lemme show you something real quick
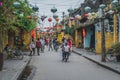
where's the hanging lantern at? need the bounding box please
[53,14,58,19]
[27,16,32,19]
[41,15,47,21]
[75,15,82,20]
[70,17,74,21]
[84,6,91,13]
[0,1,3,6]
[31,29,36,39]
[34,16,38,20]
[32,5,39,12]
[48,18,52,22]
[13,1,20,8]
[51,6,57,13]
[68,8,73,13]
[82,28,86,37]
[55,18,59,22]
[84,13,89,17]
[112,0,118,5]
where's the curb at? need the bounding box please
[16,56,32,80]
[73,50,120,74]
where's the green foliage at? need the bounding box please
[0,0,35,32]
[116,6,120,12]
[110,42,120,54]
[64,26,75,35]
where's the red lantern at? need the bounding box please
[31,29,36,38]
[84,13,89,17]
[48,18,52,22]
[82,28,86,37]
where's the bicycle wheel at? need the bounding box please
[16,50,24,60]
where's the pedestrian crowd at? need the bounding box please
[29,37,59,56]
[29,37,72,62]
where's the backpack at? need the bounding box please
[36,41,41,48]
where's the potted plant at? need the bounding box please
[110,42,120,62]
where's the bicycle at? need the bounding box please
[8,48,24,60]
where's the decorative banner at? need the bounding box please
[82,28,86,37]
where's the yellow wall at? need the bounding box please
[95,32,101,54]
[23,32,31,50]
[75,30,79,47]
[96,32,115,54]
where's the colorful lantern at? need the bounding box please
[84,6,91,13]
[55,18,59,22]
[70,17,74,21]
[41,15,47,21]
[32,5,39,12]
[51,6,57,13]
[84,13,89,17]
[82,28,86,37]
[34,16,38,20]
[75,15,82,20]
[48,18,52,22]
[27,16,32,19]
[31,29,36,39]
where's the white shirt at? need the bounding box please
[64,45,70,52]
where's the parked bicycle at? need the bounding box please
[8,47,24,60]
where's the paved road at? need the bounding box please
[30,48,120,80]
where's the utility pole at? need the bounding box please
[101,15,106,62]
[99,3,106,62]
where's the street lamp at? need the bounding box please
[99,4,106,62]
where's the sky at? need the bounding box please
[28,0,84,28]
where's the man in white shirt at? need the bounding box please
[63,43,70,62]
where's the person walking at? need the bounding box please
[29,39,36,56]
[48,39,53,51]
[67,38,72,52]
[36,38,41,55]
[41,38,45,52]
[63,43,70,62]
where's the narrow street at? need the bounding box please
[29,48,120,80]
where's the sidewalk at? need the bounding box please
[73,47,120,74]
[0,52,31,80]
